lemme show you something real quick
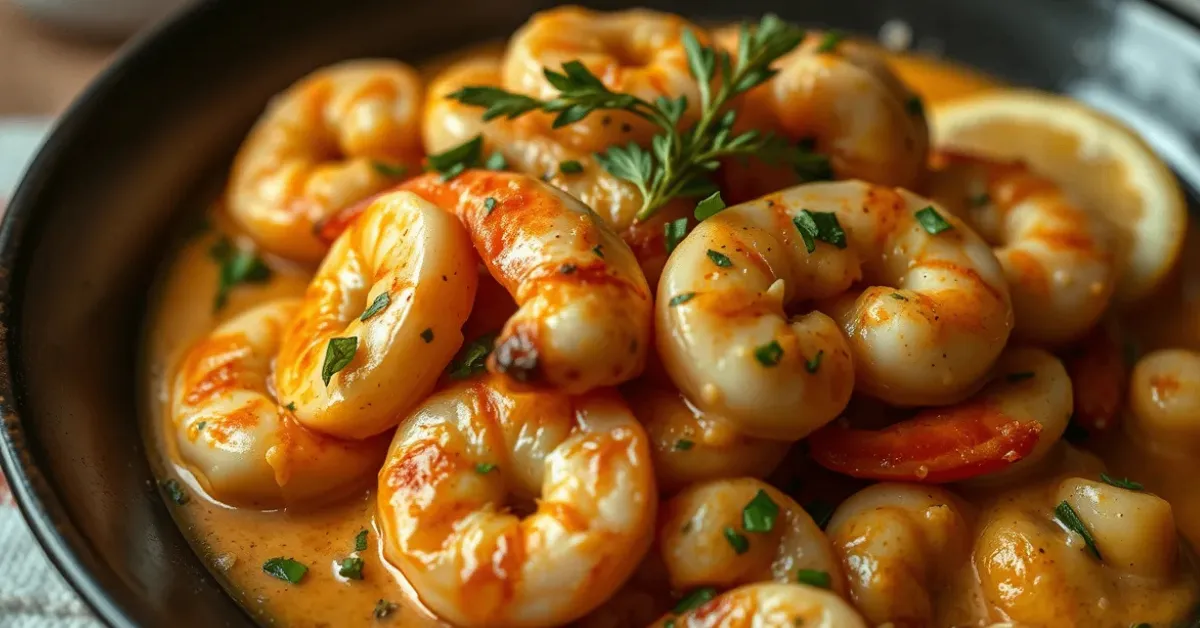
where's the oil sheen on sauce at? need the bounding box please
[142,49,1200,627]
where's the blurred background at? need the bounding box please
[0,3,189,624]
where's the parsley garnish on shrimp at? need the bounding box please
[448,15,825,221]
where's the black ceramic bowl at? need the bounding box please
[3,0,1200,626]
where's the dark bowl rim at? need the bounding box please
[0,2,228,626]
[3,1,1200,627]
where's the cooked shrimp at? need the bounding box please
[274,191,478,439]
[826,483,972,627]
[1062,322,1127,433]
[659,181,1011,436]
[422,54,690,283]
[1127,349,1200,458]
[714,28,929,198]
[323,170,653,393]
[502,6,705,153]
[647,583,868,628]
[170,299,388,508]
[227,60,425,262]
[810,347,1070,483]
[658,478,844,595]
[376,376,655,628]
[974,477,1198,625]
[927,152,1115,344]
[626,384,789,494]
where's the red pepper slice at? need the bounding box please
[808,401,1043,483]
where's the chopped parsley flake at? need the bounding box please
[593,245,604,258]
[664,217,688,255]
[484,152,508,171]
[890,292,908,301]
[321,337,358,386]
[161,479,188,505]
[475,462,497,474]
[755,340,784,367]
[373,599,398,619]
[673,587,717,613]
[559,160,584,174]
[427,135,483,181]
[706,249,733,268]
[742,489,780,533]
[263,557,308,584]
[805,351,823,374]
[796,569,832,589]
[816,30,845,53]
[915,206,953,235]
[210,237,272,311]
[484,197,497,213]
[354,529,368,552]
[339,556,365,580]
[674,439,695,451]
[694,191,726,221]
[420,328,434,343]
[669,292,696,307]
[723,526,750,554]
[372,161,407,178]
[792,210,847,253]
[360,292,390,321]
[285,402,297,412]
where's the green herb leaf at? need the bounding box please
[816,30,845,53]
[804,499,834,529]
[484,197,497,214]
[196,421,207,431]
[445,86,542,121]
[339,556,365,580]
[1100,473,1144,491]
[792,210,847,253]
[755,340,784,367]
[890,292,908,301]
[665,218,688,255]
[1006,371,1035,383]
[1055,501,1102,560]
[360,292,390,321]
[475,462,497,474]
[373,600,398,619]
[805,351,824,374]
[694,191,727,221]
[559,160,584,174]
[285,402,297,412]
[560,263,577,274]
[723,526,750,554]
[674,587,718,613]
[263,557,308,584]
[669,292,697,307]
[484,152,508,171]
[706,249,733,268]
[742,489,780,533]
[796,569,832,589]
[915,206,953,235]
[447,333,497,380]
[210,237,272,311]
[427,135,483,180]
[420,328,434,343]
[674,439,695,451]
[354,529,368,552]
[372,161,407,178]
[321,337,358,386]
[905,96,924,116]
[160,479,189,505]
[593,245,604,258]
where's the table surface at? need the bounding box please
[0,2,116,625]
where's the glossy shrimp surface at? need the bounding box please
[927,152,1115,344]
[227,60,424,262]
[826,483,973,627]
[324,170,653,393]
[376,376,655,628]
[810,347,1072,483]
[274,191,478,439]
[627,384,790,494]
[658,478,844,595]
[170,300,388,508]
[660,180,1012,427]
[715,28,929,198]
[502,6,705,153]
[647,583,868,628]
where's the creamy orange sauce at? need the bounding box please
[142,44,1200,627]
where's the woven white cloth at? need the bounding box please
[0,118,101,628]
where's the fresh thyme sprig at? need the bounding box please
[447,14,824,221]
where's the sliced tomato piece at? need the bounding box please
[808,401,1043,483]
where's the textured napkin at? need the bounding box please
[0,118,101,627]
